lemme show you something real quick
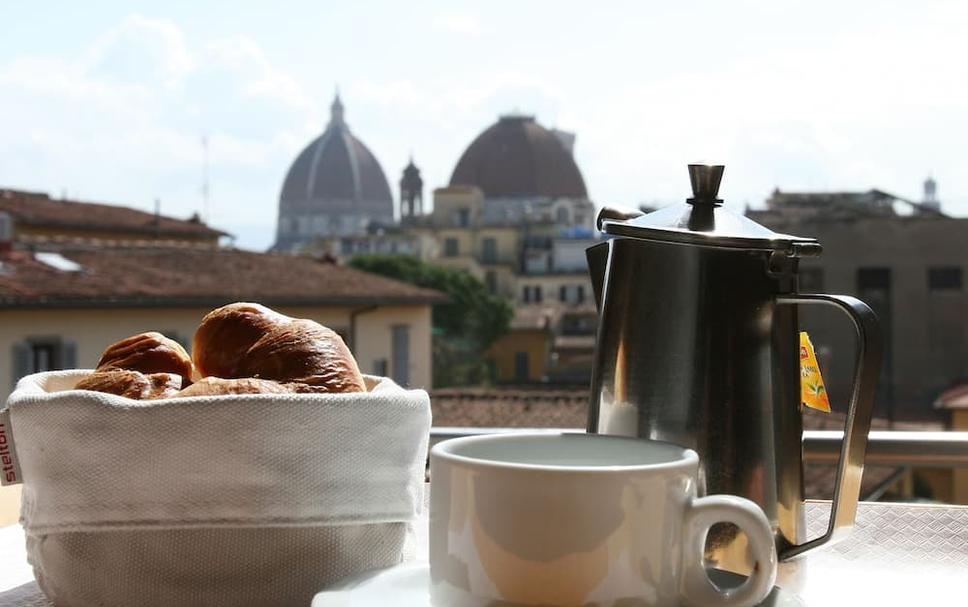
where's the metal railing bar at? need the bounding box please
[429,428,968,468]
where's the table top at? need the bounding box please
[2,500,967,606]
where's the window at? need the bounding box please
[444,238,459,257]
[391,325,410,386]
[453,208,470,227]
[798,268,824,293]
[928,267,962,290]
[857,267,890,291]
[341,239,353,254]
[12,337,77,387]
[556,207,570,224]
[522,285,542,303]
[514,351,530,382]
[482,237,497,263]
[557,284,586,305]
[485,271,498,295]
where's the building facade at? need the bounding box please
[749,183,968,421]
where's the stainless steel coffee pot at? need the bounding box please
[586,164,882,572]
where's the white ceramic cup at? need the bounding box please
[429,432,777,607]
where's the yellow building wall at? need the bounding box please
[0,303,433,400]
[431,187,484,225]
[475,228,520,263]
[487,330,550,382]
[436,229,476,259]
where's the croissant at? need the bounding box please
[194,304,366,393]
[75,369,183,400]
[97,332,194,379]
[176,377,292,397]
[192,303,289,378]
[240,319,366,392]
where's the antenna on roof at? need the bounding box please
[201,135,211,223]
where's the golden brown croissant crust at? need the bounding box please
[80,303,366,400]
[240,319,366,392]
[97,331,193,379]
[194,304,366,394]
[176,377,292,397]
[75,369,183,400]
[192,303,289,379]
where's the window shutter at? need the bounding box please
[61,340,78,369]
[12,342,32,388]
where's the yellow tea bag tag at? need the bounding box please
[800,332,830,412]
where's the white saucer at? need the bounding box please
[311,563,806,607]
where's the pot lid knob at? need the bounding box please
[688,164,724,207]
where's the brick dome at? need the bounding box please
[449,115,587,199]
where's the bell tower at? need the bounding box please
[400,157,423,219]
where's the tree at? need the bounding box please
[349,255,513,386]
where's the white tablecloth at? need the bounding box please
[2,500,967,606]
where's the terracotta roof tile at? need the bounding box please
[0,245,446,307]
[0,189,226,238]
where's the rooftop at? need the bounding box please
[0,189,226,240]
[0,245,446,308]
[748,188,946,224]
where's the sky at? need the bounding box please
[1,1,966,251]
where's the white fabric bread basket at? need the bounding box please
[3,370,431,607]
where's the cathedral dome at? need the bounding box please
[449,114,588,199]
[280,95,392,206]
[276,95,393,249]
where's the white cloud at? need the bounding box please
[0,14,314,240]
[83,14,194,88]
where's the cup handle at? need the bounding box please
[680,495,778,607]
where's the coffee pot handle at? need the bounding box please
[775,294,882,559]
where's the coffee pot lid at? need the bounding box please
[599,165,822,256]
